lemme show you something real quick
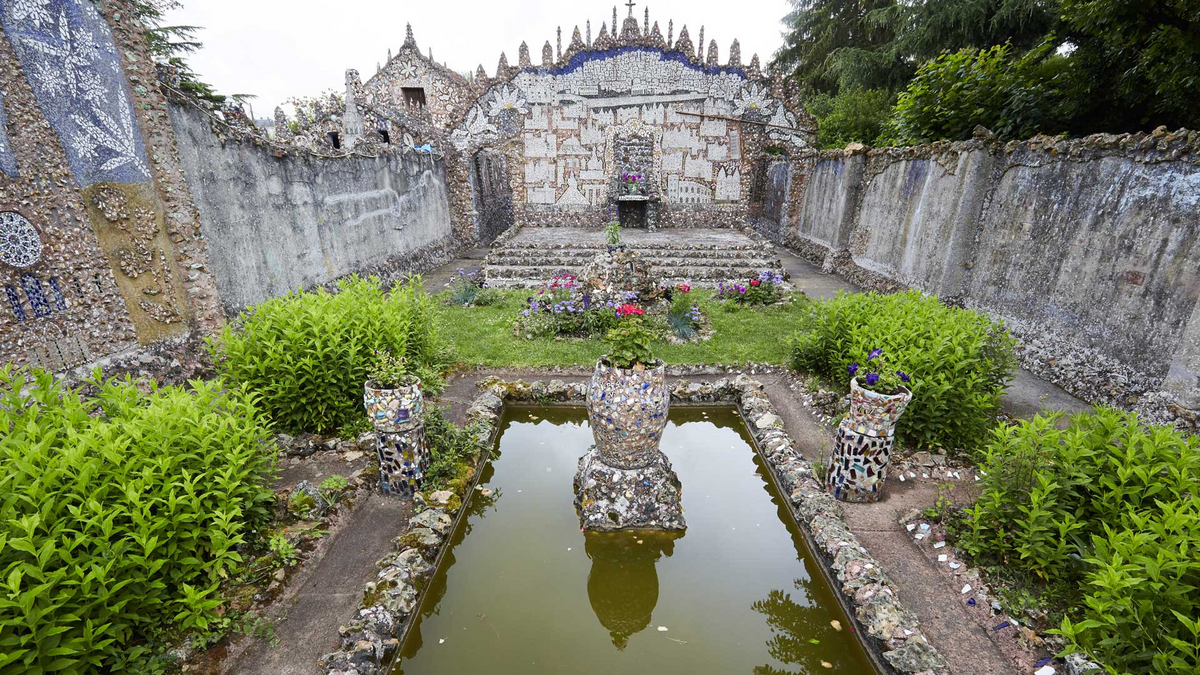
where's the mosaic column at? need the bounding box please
[376,422,429,497]
[825,421,894,503]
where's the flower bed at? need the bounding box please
[512,275,709,343]
[717,270,787,306]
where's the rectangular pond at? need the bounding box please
[393,406,876,674]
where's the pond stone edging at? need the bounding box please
[321,375,949,675]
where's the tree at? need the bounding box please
[774,0,910,94]
[132,0,225,103]
[1058,0,1200,132]
[775,0,1060,95]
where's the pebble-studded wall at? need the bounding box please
[0,0,222,371]
[438,9,816,239]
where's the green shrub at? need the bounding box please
[0,367,276,674]
[210,276,444,433]
[806,88,895,149]
[789,290,1016,449]
[424,408,482,489]
[887,41,1066,144]
[958,408,1200,674]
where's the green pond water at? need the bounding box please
[392,406,876,675]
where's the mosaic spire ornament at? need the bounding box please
[541,41,553,66]
[728,39,742,67]
[518,41,531,68]
[707,40,718,66]
[403,23,417,51]
[667,19,673,49]
[556,27,562,60]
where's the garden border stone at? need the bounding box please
[320,376,950,674]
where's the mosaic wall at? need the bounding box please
[360,24,474,134]
[443,10,815,235]
[0,0,223,371]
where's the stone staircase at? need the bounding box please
[483,228,785,289]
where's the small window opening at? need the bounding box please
[402,87,427,108]
[379,127,391,144]
[327,132,341,149]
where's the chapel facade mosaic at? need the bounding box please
[437,7,816,235]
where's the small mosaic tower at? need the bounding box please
[365,382,430,497]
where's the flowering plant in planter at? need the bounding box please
[603,318,655,369]
[848,347,913,395]
[716,270,785,306]
[620,171,645,194]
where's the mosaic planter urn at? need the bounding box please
[826,378,912,503]
[364,378,424,432]
[586,358,670,469]
[846,377,912,436]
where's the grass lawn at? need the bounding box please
[437,289,814,367]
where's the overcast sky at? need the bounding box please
[164,0,793,118]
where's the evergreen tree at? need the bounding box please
[132,0,225,103]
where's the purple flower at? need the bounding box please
[865,372,880,386]
[896,370,910,384]
[848,363,859,377]
[867,348,882,361]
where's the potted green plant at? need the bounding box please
[363,350,424,432]
[586,312,669,468]
[845,348,912,435]
[604,220,622,252]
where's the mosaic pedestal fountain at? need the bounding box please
[575,359,686,531]
[826,378,912,503]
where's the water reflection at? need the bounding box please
[584,530,684,649]
[752,578,844,674]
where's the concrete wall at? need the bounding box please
[786,131,1200,411]
[170,104,455,311]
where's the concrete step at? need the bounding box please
[484,263,782,283]
[484,254,780,270]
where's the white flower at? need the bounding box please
[734,83,772,116]
[487,86,527,117]
[7,0,54,29]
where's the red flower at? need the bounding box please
[676,283,691,293]
[750,279,761,286]
[616,304,645,318]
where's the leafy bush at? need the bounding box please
[789,290,1016,449]
[424,408,482,489]
[806,88,895,148]
[887,41,1066,144]
[667,284,703,340]
[957,408,1200,674]
[210,276,444,433]
[0,367,276,674]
